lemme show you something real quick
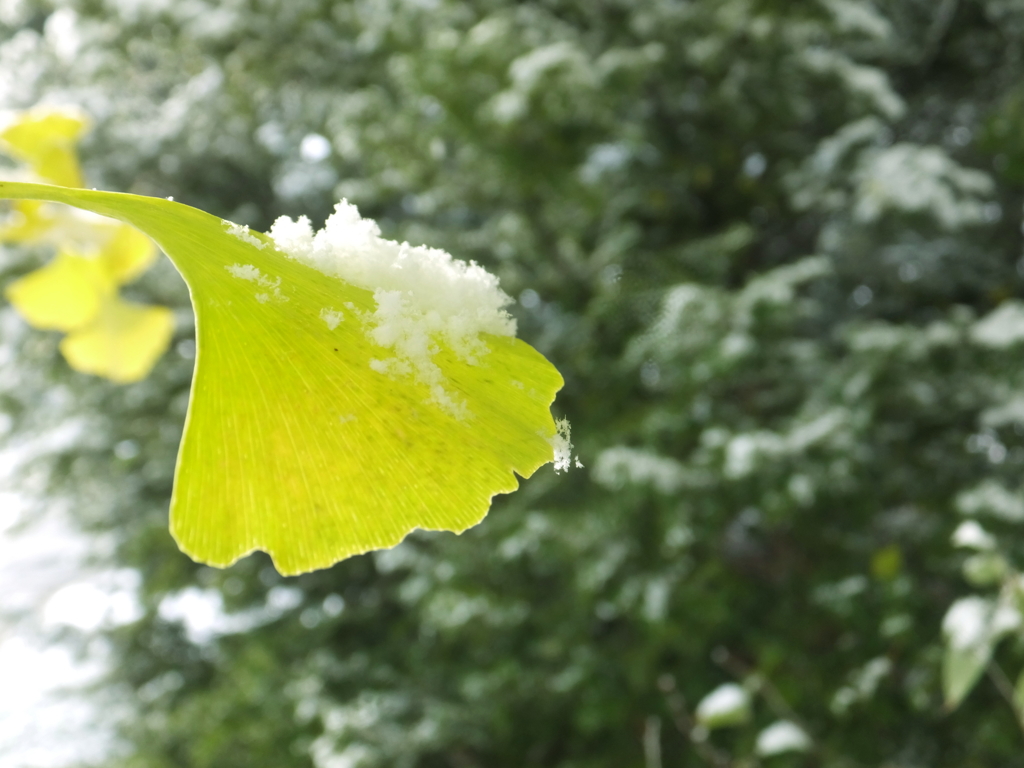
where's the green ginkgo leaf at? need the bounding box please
[0,181,566,575]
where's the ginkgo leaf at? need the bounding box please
[0,107,89,187]
[5,249,114,330]
[0,200,56,243]
[0,181,564,575]
[60,296,174,384]
[5,231,169,378]
[102,224,158,283]
[0,108,173,384]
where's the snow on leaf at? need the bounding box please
[972,301,1024,348]
[853,144,994,228]
[951,521,997,551]
[955,479,1024,522]
[591,446,689,494]
[755,720,811,756]
[694,683,751,729]
[941,595,1021,709]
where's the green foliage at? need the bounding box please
[6,0,1024,766]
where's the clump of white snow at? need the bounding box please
[225,263,261,281]
[951,520,996,551]
[550,418,582,472]
[592,447,685,493]
[942,596,990,650]
[225,222,267,250]
[972,301,1024,348]
[268,200,516,416]
[755,721,811,756]
[955,479,1024,522]
[319,308,344,330]
[695,683,751,727]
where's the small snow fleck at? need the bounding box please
[225,222,266,250]
[225,263,288,303]
[226,263,260,281]
[320,308,344,330]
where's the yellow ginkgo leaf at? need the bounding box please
[0,108,89,188]
[60,296,175,383]
[100,223,158,283]
[0,200,57,243]
[0,181,567,575]
[5,250,114,331]
[0,108,174,385]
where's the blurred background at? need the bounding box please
[3,0,1024,765]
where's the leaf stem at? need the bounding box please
[657,674,735,768]
[987,661,1024,738]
